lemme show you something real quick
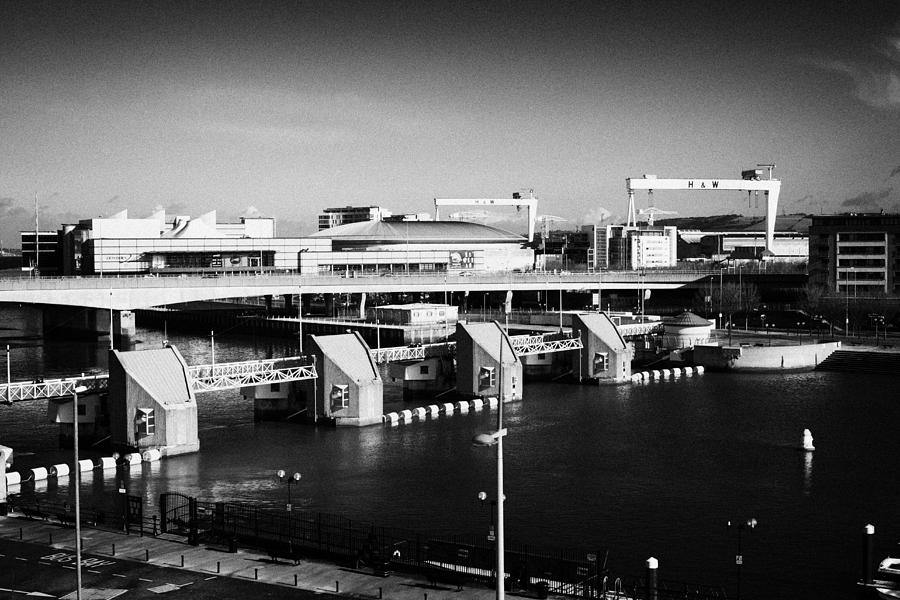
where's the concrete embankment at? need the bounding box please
[693,341,841,371]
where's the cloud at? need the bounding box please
[580,206,612,225]
[840,187,893,208]
[811,29,900,110]
[241,206,262,218]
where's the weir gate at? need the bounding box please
[1,314,648,455]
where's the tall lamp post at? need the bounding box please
[72,384,88,600]
[276,470,301,511]
[473,331,508,600]
[728,517,757,600]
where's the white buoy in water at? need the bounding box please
[802,428,815,451]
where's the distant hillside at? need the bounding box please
[656,213,812,233]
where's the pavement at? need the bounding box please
[0,511,527,600]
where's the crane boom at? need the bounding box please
[434,193,538,241]
[625,173,781,253]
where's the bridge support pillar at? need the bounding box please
[112,310,136,351]
[282,294,294,314]
[264,295,273,312]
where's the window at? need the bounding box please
[593,352,609,373]
[330,384,350,411]
[136,408,155,437]
[270,382,281,392]
[478,366,496,391]
[419,365,430,375]
[77,404,87,416]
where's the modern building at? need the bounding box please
[49,209,324,275]
[808,213,900,294]
[318,206,392,230]
[27,208,533,277]
[304,220,533,274]
[594,225,678,270]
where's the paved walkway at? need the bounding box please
[0,512,537,600]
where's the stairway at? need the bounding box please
[816,350,900,375]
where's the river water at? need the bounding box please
[1,305,898,599]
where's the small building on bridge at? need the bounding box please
[455,322,522,401]
[107,346,200,456]
[572,313,633,384]
[305,332,383,426]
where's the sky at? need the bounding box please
[2,0,900,245]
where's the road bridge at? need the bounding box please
[0,271,714,310]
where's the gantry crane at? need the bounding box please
[637,207,677,227]
[625,165,781,252]
[434,190,538,242]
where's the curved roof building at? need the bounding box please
[310,220,525,249]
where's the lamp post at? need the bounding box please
[477,491,499,581]
[473,331,508,600]
[727,517,757,600]
[210,330,215,374]
[276,470,301,511]
[72,384,88,600]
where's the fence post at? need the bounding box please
[159,494,168,534]
[188,497,199,546]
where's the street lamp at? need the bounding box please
[72,384,88,600]
[473,333,508,600]
[276,470,301,511]
[727,517,757,600]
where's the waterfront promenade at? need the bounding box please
[0,512,527,600]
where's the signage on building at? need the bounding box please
[449,250,476,269]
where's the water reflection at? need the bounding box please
[802,450,813,496]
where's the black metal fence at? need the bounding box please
[6,493,727,600]
[159,493,728,600]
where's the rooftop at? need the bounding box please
[310,220,525,243]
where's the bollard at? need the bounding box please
[294,574,298,587]
[379,587,382,599]
[145,548,149,561]
[112,543,116,556]
[645,557,658,600]
[217,561,221,574]
[255,568,258,580]
[180,555,184,568]
[49,532,53,545]
[863,524,876,585]
[19,527,22,540]
[335,581,339,593]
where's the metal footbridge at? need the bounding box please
[1,356,318,404]
[368,331,584,364]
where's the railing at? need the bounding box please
[510,334,584,356]
[617,322,665,337]
[188,357,317,393]
[0,375,108,404]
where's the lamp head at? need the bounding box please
[472,433,496,447]
[477,491,487,502]
[276,469,285,479]
[292,472,301,482]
